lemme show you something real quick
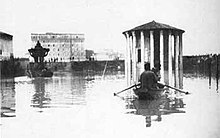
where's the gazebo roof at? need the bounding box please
[123,20,185,34]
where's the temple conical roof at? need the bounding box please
[123,20,185,34]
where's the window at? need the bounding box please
[0,50,2,55]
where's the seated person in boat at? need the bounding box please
[139,62,159,91]
[151,64,164,89]
[151,65,161,81]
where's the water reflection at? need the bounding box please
[1,78,16,117]
[184,71,219,92]
[1,70,220,138]
[31,78,51,112]
[29,71,97,112]
[184,64,220,91]
[50,72,88,106]
[125,96,185,127]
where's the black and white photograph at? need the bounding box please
[1,0,220,138]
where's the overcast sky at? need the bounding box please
[1,0,220,57]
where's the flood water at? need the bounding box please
[1,71,220,138]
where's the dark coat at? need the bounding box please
[140,70,158,90]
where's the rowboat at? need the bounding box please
[133,88,169,100]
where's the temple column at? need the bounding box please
[150,31,154,68]
[132,31,137,83]
[179,33,183,89]
[168,31,173,86]
[140,31,145,73]
[174,33,180,88]
[125,32,129,86]
[160,30,164,83]
[128,34,132,86]
[145,35,150,63]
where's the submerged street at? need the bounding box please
[1,71,220,138]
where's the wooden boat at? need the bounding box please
[133,88,169,100]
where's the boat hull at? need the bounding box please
[133,88,167,100]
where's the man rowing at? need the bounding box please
[133,62,168,99]
[134,62,164,99]
[139,62,159,91]
[151,65,161,82]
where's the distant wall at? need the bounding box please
[0,58,28,78]
[183,54,220,77]
[71,60,125,72]
[36,60,125,73]
[45,62,71,71]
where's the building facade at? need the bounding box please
[0,31,13,61]
[31,33,85,62]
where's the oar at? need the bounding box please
[114,83,140,96]
[158,83,190,94]
[114,93,125,100]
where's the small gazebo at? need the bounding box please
[123,20,185,89]
[27,41,53,78]
[28,41,50,63]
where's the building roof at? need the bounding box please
[0,31,13,40]
[123,20,185,34]
[31,33,84,36]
